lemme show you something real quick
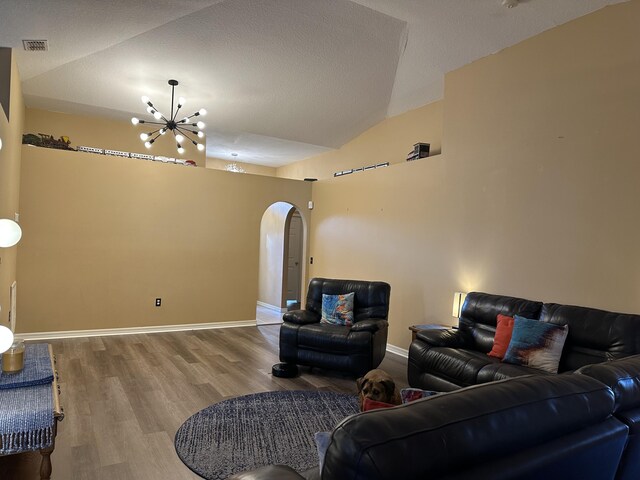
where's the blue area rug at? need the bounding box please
[174,390,359,480]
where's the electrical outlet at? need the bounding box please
[155,298,161,307]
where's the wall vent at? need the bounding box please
[22,40,49,52]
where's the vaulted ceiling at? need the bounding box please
[0,0,628,167]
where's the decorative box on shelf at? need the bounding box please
[406,142,430,162]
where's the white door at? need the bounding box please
[286,212,303,302]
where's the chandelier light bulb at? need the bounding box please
[160,128,167,135]
[146,106,154,114]
[197,131,204,138]
[196,121,205,129]
[144,141,152,149]
[177,146,185,155]
[153,111,163,120]
[197,143,205,151]
[131,117,139,125]
[175,134,184,143]
[140,133,149,141]
[178,97,186,107]
[199,108,207,116]
[141,95,150,104]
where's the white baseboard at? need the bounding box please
[17,321,411,360]
[386,344,408,358]
[17,319,257,341]
[257,301,287,313]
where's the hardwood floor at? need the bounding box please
[255,304,284,325]
[0,325,408,479]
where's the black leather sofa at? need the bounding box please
[408,292,640,391]
[229,372,631,480]
[279,278,391,376]
[578,354,640,480]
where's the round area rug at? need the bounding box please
[174,390,359,480]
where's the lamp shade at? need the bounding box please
[0,219,22,248]
[452,292,467,318]
[0,325,14,353]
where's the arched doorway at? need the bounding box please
[257,202,305,325]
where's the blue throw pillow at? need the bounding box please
[321,293,355,326]
[503,315,569,373]
[314,431,332,471]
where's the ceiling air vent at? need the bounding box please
[22,40,49,52]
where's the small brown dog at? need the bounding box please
[356,369,401,410]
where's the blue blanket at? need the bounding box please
[0,384,54,454]
[0,343,54,389]
[0,343,55,454]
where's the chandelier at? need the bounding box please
[131,79,206,155]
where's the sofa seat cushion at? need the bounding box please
[477,363,550,384]
[297,323,372,354]
[415,347,498,387]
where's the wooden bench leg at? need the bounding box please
[39,420,58,480]
[39,444,54,480]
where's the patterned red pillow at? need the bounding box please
[488,314,515,359]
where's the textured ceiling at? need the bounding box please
[0,0,629,167]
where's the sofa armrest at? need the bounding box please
[227,465,305,480]
[416,328,466,347]
[351,319,388,333]
[283,310,320,325]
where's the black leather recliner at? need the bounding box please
[279,278,391,376]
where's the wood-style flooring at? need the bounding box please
[0,325,408,479]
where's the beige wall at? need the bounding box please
[25,108,206,167]
[258,202,294,308]
[0,50,24,326]
[206,157,277,177]
[277,101,443,180]
[17,146,311,333]
[308,0,640,350]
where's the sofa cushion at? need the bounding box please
[459,292,543,353]
[487,314,515,359]
[541,303,640,371]
[415,328,465,347]
[576,354,640,413]
[412,347,498,387]
[314,431,332,472]
[477,363,550,384]
[503,316,568,373]
[296,323,371,354]
[321,293,355,326]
